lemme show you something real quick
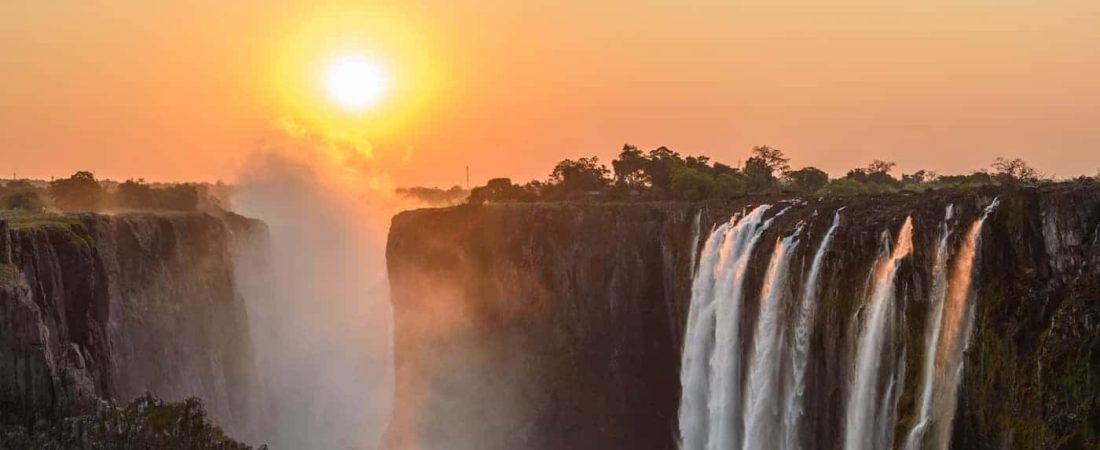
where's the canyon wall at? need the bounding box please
[386,183,1100,450]
[0,212,265,439]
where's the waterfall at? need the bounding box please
[679,200,1006,450]
[905,206,956,450]
[680,219,732,449]
[679,205,776,450]
[707,205,779,450]
[689,209,704,276]
[844,216,914,450]
[742,225,803,450]
[928,198,1000,450]
[781,210,842,450]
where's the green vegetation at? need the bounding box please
[5,214,93,249]
[48,171,106,212]
[0,181,45,212]
[5,214,85,232]
[0,395,263,449]
[115,178,200,211]
[395,185,469,206]
[462,143,1064,203]
[1,173,209,213]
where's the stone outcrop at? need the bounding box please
[0,212,265,440]
[385,183,1100,450]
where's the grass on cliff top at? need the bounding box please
[2,212,94,249]
[2,212,86,231]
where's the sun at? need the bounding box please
[324,55,388,110]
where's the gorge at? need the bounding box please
[386,183,1100,450]
[2,183,1098,449]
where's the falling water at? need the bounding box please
[781,210,842,450]
[742,226,803,450]
[707,205,779,450]
[679,205,776,450]
[905,206,955,450]
[689,209,704,276]
[680,219,732,449]
[844,217,914,450]
[927,198,1000,450]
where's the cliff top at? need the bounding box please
[392,181,1099,222]
[1,210,260,231]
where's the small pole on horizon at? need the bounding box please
[466,166,470,189]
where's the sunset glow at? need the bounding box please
[2,1,1100,185]
[324,56,388,110]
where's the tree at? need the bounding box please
[714,173,748,197]
[468,178,532,204]
[820,178,869,196]
[116,179,155,209]
[2,191,45,211]
[712,162,738,177]
[866,160,896,175]
[157,184,200,211]
[548,157,611,194]
[901,170,936,185]
[864,160,899,186]
[644,146,683,191]
[786,167,829,193]
[742,146,790,192]
[669,166,715,201]
[749,146,790,175]
[49,171,105,212]
[395,185,469,206]
[991,157,1040,184]
[611,145,650,187]
[114,180,199,211]
[743,156,776,192]
[938,172,994,187]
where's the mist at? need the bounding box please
[230,146,400,449]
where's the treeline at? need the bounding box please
[395,185,469,206]
[466,145,1081,204]
[0,171,216,213]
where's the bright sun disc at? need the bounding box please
[324,56,388,110]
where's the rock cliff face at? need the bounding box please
[0,212,264,439]
[385,183,1100,450]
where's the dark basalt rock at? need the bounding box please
[385,184,1100,450]
[0,212,266,446]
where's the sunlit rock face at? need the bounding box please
[386,183,1100,450]
[0,212,264,439]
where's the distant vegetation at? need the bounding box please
[456,144,1091,204]
[1,171,226,213]
[0,394,262,449]
[395,185,469,206]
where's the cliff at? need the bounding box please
[385,183,1100,450]
[0,211,265,441]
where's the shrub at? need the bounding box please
[49,171,105,212]
[785,167,829,193]
[820,178,869,196]
[669,166,715,202]
[1,191,45,212]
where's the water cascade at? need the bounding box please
[742,225,804,449]
[844,217,915,450]
[678,199,1005,450]
[781,210,842,450]
[905,206,956,450]
[928,198,1000,450]
[679,205,776,450]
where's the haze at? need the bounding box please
[3,0,1099,185]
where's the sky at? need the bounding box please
[3,0,1100,186]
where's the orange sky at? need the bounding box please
[3,0,1100,186]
